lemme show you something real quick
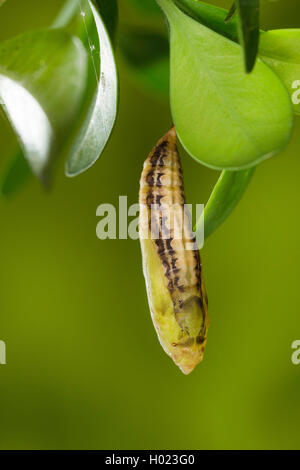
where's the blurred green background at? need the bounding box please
[0,0,300,450]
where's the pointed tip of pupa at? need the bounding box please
[154,126,177,153]
[160,125,176,141]
[173,343,207,376]
[168,125,176,139]
[177,357,202,376]
[178,364,195,375]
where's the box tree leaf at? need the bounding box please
[173,0,300,114]
[66,0,118,176]
[0,29,87,179]
[157,0,293,170]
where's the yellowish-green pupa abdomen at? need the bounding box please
[139,127,209,374]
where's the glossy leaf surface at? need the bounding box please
[157,0,293,170]
[173,0,300,114]
[66,0,118,176]
[0,29,87,178]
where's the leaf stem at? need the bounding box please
[195,168,255,239]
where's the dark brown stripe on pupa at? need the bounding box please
[139,126,205,317]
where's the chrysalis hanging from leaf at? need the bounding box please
[139,127,209,374]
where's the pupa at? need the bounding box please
[139,126,209,374]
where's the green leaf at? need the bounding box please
[66,0,118,176]
[172,0,239,42]
[0,150,32,197]
[259,29,300,116]
[1,0,84,196]
[53,0,118,42]
[1,0,119,193]
[173,1,300,115]
[0,73,53,179]
[195,168,255,239]
[236,0,260,73]
[157,0,293,170]
[119,29,169,96]
[0,29,88,179]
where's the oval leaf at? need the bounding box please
[0,1,90,195]
[0,0,119,193]
[157,0,293,170]
[0,29,87,178]
[66,0,118,177]
[173,1,300,115]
